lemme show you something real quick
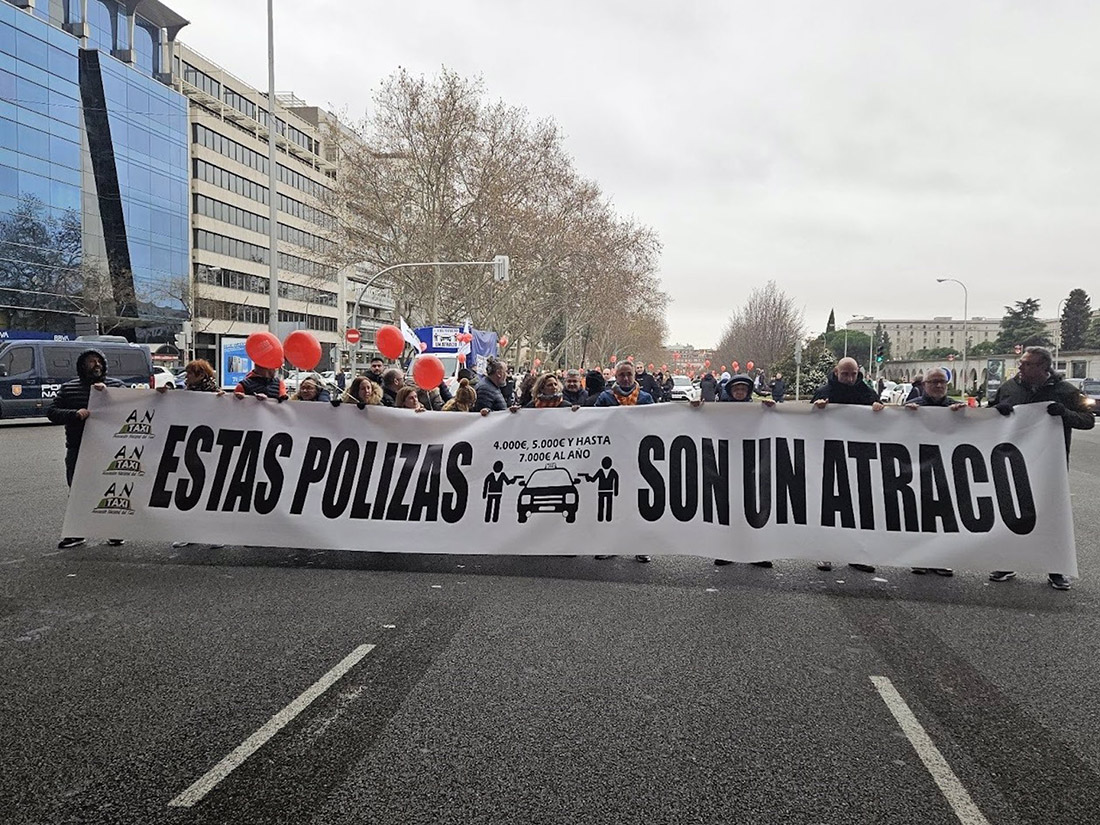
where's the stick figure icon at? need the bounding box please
[482,461,522,523]
[580,457,619,522]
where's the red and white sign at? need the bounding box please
[345,328,361,344]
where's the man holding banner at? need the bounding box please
[812,357,884,574]
[989,346,1094,590]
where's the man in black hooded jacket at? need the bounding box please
[47,349,126,549]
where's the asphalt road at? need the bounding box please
[2,417,1099,824]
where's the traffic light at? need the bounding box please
[875,345,884,363]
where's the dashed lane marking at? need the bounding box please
[168,643,376,808]
[870,675,991,825]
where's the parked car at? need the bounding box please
[151,365,177,389]
[1081,380,1100,415]
[669,374,700,402]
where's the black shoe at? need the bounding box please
[749,561,773,568]
[932,568,954,577]
[634,554,651,563]
[848,563,876,573]
[107,539,125,547]
[911,567,929,575]
[816,561,833,571]
[989,571,1016,582]
[1049,573,1071,591]
[594,554,615,560]
[714,559,733,566]
[57,537,85,549]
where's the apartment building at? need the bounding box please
[847,316,1060,358]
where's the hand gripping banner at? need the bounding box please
[63,390,1077,575]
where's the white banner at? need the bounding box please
[63,390,1077,575]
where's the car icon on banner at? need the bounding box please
[517,466,581,523]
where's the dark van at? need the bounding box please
[0,339,154,419]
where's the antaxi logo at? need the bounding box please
[103,445,145,476]
[93,482,135,515]
[114,409,156,439]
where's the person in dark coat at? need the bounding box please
[562,369,589,407]
[46,348,126,549]
[770,372,787,403]
[523,374,574,409]
[381,368,403,407]
[903,368,965,576]
[636,364,659,400]
[234,366,286,399]
[904,375,924,403]
[988,346,1094,590]
[713,375,774,570]
[290,376,331,402]
[593,361,655,407]
[700,372,718,402]
[475,357,512,414]
[811,357,883,574]
[584,369,606,406]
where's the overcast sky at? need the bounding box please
[175,1,1100,347]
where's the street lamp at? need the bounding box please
[936,278,968,393]
[266,0,279,334]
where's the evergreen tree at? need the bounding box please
[1059,289,1091,351]
[993,298,1051,351]
[825,308,836,333]
[1086,314,1100,350]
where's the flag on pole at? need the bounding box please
[399,317,422,351]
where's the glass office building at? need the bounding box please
[0,0,189,339]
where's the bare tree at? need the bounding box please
[325,68,666,359]
[714,281,806,375]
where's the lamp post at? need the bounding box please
[936,278,968,393]
[266,0,280,335]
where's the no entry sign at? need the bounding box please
[345,328,361,344]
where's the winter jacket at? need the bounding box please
[235,371,287,399]
[910,393,953,407]
[562,387,589,407]
[770,378,786,402]
[474,376,508,412]
[992,373,1094,457]
[811,372,879,405]
[593,384,655,406]
[700,374,718,402]
[46,349,125,449]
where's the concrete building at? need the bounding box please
[847,315,1060,359]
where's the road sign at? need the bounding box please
[346,328,361,344]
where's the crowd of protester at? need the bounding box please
[47,345,1091,588]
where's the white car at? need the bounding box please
[669,374,699,402]
[151,365,177,389]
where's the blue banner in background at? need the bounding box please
[414,326,499,374]
[220,337,252,389]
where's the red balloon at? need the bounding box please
[245,331,283,369]
[533,358,542,367]
[704,359,711,367]
[674,353,681,360]
[732,361,740,371]
[412,355,445,390]
[648,363,654,370]
[418,341,427,352]
[610,355,618,363]
[662,364,668,371]
[747,361,754,371]
[376,325,404,359]
[283,330,321,371]
[457,352,467,365]
[498,336,509,348]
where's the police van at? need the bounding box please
[0,338,154,419]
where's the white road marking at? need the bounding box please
[0,558,26,566]
[168,643,376,808]
[870,676,991,825]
